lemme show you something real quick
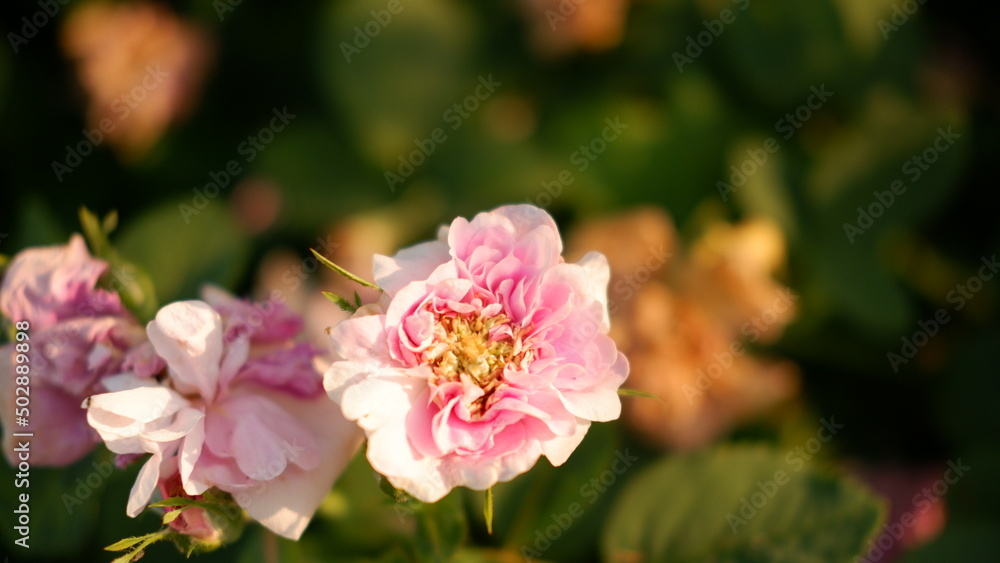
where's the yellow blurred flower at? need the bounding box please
[568,208,799,449]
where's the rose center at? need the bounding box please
[424,312,526,392]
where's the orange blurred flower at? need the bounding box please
[62,1,213,161]
[520,0,630,57]
[568,208,799,449]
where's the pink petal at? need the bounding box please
[234,343,324,399]
[0,234,122,331]
[1,350,98,466]
[234,394,362,539]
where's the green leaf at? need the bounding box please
[618,388,663,401]
[162,507,189,524]
[322,291,359,313]
[79,207,110,257]
[105,529,175,563]
[104,532,161,552]
[148,496,202,508]
[601,445,886,563]
[77,206,160,322]
[311,248,381,290]
[354,290,363,308]
[102,209,119,235]
[484,488,494,536]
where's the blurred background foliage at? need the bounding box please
[1,0,998,561]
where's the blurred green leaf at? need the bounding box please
[114,202,250,303]
[79,207,160,322]
[0,453,106,557]
[807,229,912,335]
[601,445,885,563]
[898,520,1000,563]
[806,91,967,228]
[488,421,624,563]
[720,0,852,108]
[320,0,476,166]
[413,492,468,563]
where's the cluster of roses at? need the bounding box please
[0,205,628,552]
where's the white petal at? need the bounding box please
[575,251,611,330]
[87,385,189,426]
[127,452,162,517]
[143,407,204,442]
[540,419,591,466]
[323,360,373,406]
[326,314,390,364]
[557,385,622,422]
[180,418,210,495]
[373,240,451,295]
[147,301,224,401]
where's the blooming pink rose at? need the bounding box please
[0,234,123,331]
[0,234,153,466]
[325,205,629,501]
[86,293,361,540]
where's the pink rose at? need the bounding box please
[0,234,153,466]
[325,205,628,501]
[86,292,361,540]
